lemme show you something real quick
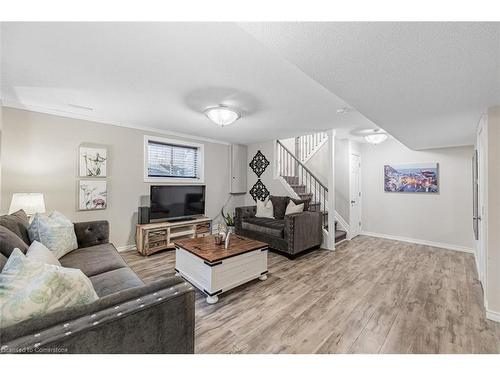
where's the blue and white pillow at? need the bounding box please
[28,211,78,259]
[0,249,98,328]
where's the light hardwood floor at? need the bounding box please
[121,235,500,353]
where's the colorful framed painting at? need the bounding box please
[79,145,107,177]
[384,162,439,193]
[78,180,107,210]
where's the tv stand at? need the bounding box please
[136,216,211,256]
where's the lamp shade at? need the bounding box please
[9,193,46,215]
[204,106,240,126]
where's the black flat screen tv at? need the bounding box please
[150,185,206,221]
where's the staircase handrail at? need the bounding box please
[276,140,328,192]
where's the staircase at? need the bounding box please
[277,139,347,244]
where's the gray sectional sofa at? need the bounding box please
[0,211,195,354]
[235,195,323,259]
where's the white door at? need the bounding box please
[477,119,487,288]
[350,154,362,238]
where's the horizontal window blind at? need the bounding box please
[147,140,199,178]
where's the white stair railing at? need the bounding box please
[295,132,328,163]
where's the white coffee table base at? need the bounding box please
[175,246,268,304]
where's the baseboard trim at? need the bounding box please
[486,309,500,322]
[117,244,136,252]
[360,231,474,254]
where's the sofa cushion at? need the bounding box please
[269,195,291,220]
[59,243,127,277]
[0,226,29,257]
[89,267,144,297]
[242,217,285,238]
[0,210,30,245]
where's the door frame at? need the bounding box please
[476,113,488,295]
[349,152,362,239]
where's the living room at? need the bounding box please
[1,1,500,372]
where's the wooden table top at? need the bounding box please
[174,235,268,263]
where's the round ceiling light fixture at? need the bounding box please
[364,129,388,144]
[204,105,240,127]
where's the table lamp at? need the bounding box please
[9,193,46,217]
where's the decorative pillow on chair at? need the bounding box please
[28,211,78,259]
[255,199,274,219]
[285,200,305,215]
[0,249,98,328]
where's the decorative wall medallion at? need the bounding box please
[249,179,270,202]
[249,150,270,178]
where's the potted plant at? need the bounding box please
[221,208,235,233]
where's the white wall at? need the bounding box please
[245,141,289,206]
[1,108,245,248]
[360,139,474,251]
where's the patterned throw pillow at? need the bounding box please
[28,211,78,259]
[0,249,98,328]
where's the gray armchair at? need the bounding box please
[235,196,323,258]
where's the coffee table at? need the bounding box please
[174,235,268,304]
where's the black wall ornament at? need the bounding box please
[249,150,270,178]
[249,179,270,202]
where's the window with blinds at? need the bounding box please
[147,140,200,179]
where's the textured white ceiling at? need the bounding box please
[239,22,500,149]
[0,22,376,144]
[2,22,498,148]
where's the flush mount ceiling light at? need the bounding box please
[364,129,388,144]
[204,105,240,127]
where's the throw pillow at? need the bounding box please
[0,209,30,245]
[26,240,61,266]
[285,200,305,215]
[255,199,274,218]
[269,195,291,220]
[28,211,78,259]
[291,197,311,211]
[0,249,98,328]
[0,226,29,258]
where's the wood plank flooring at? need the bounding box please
[121,235,500,354]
